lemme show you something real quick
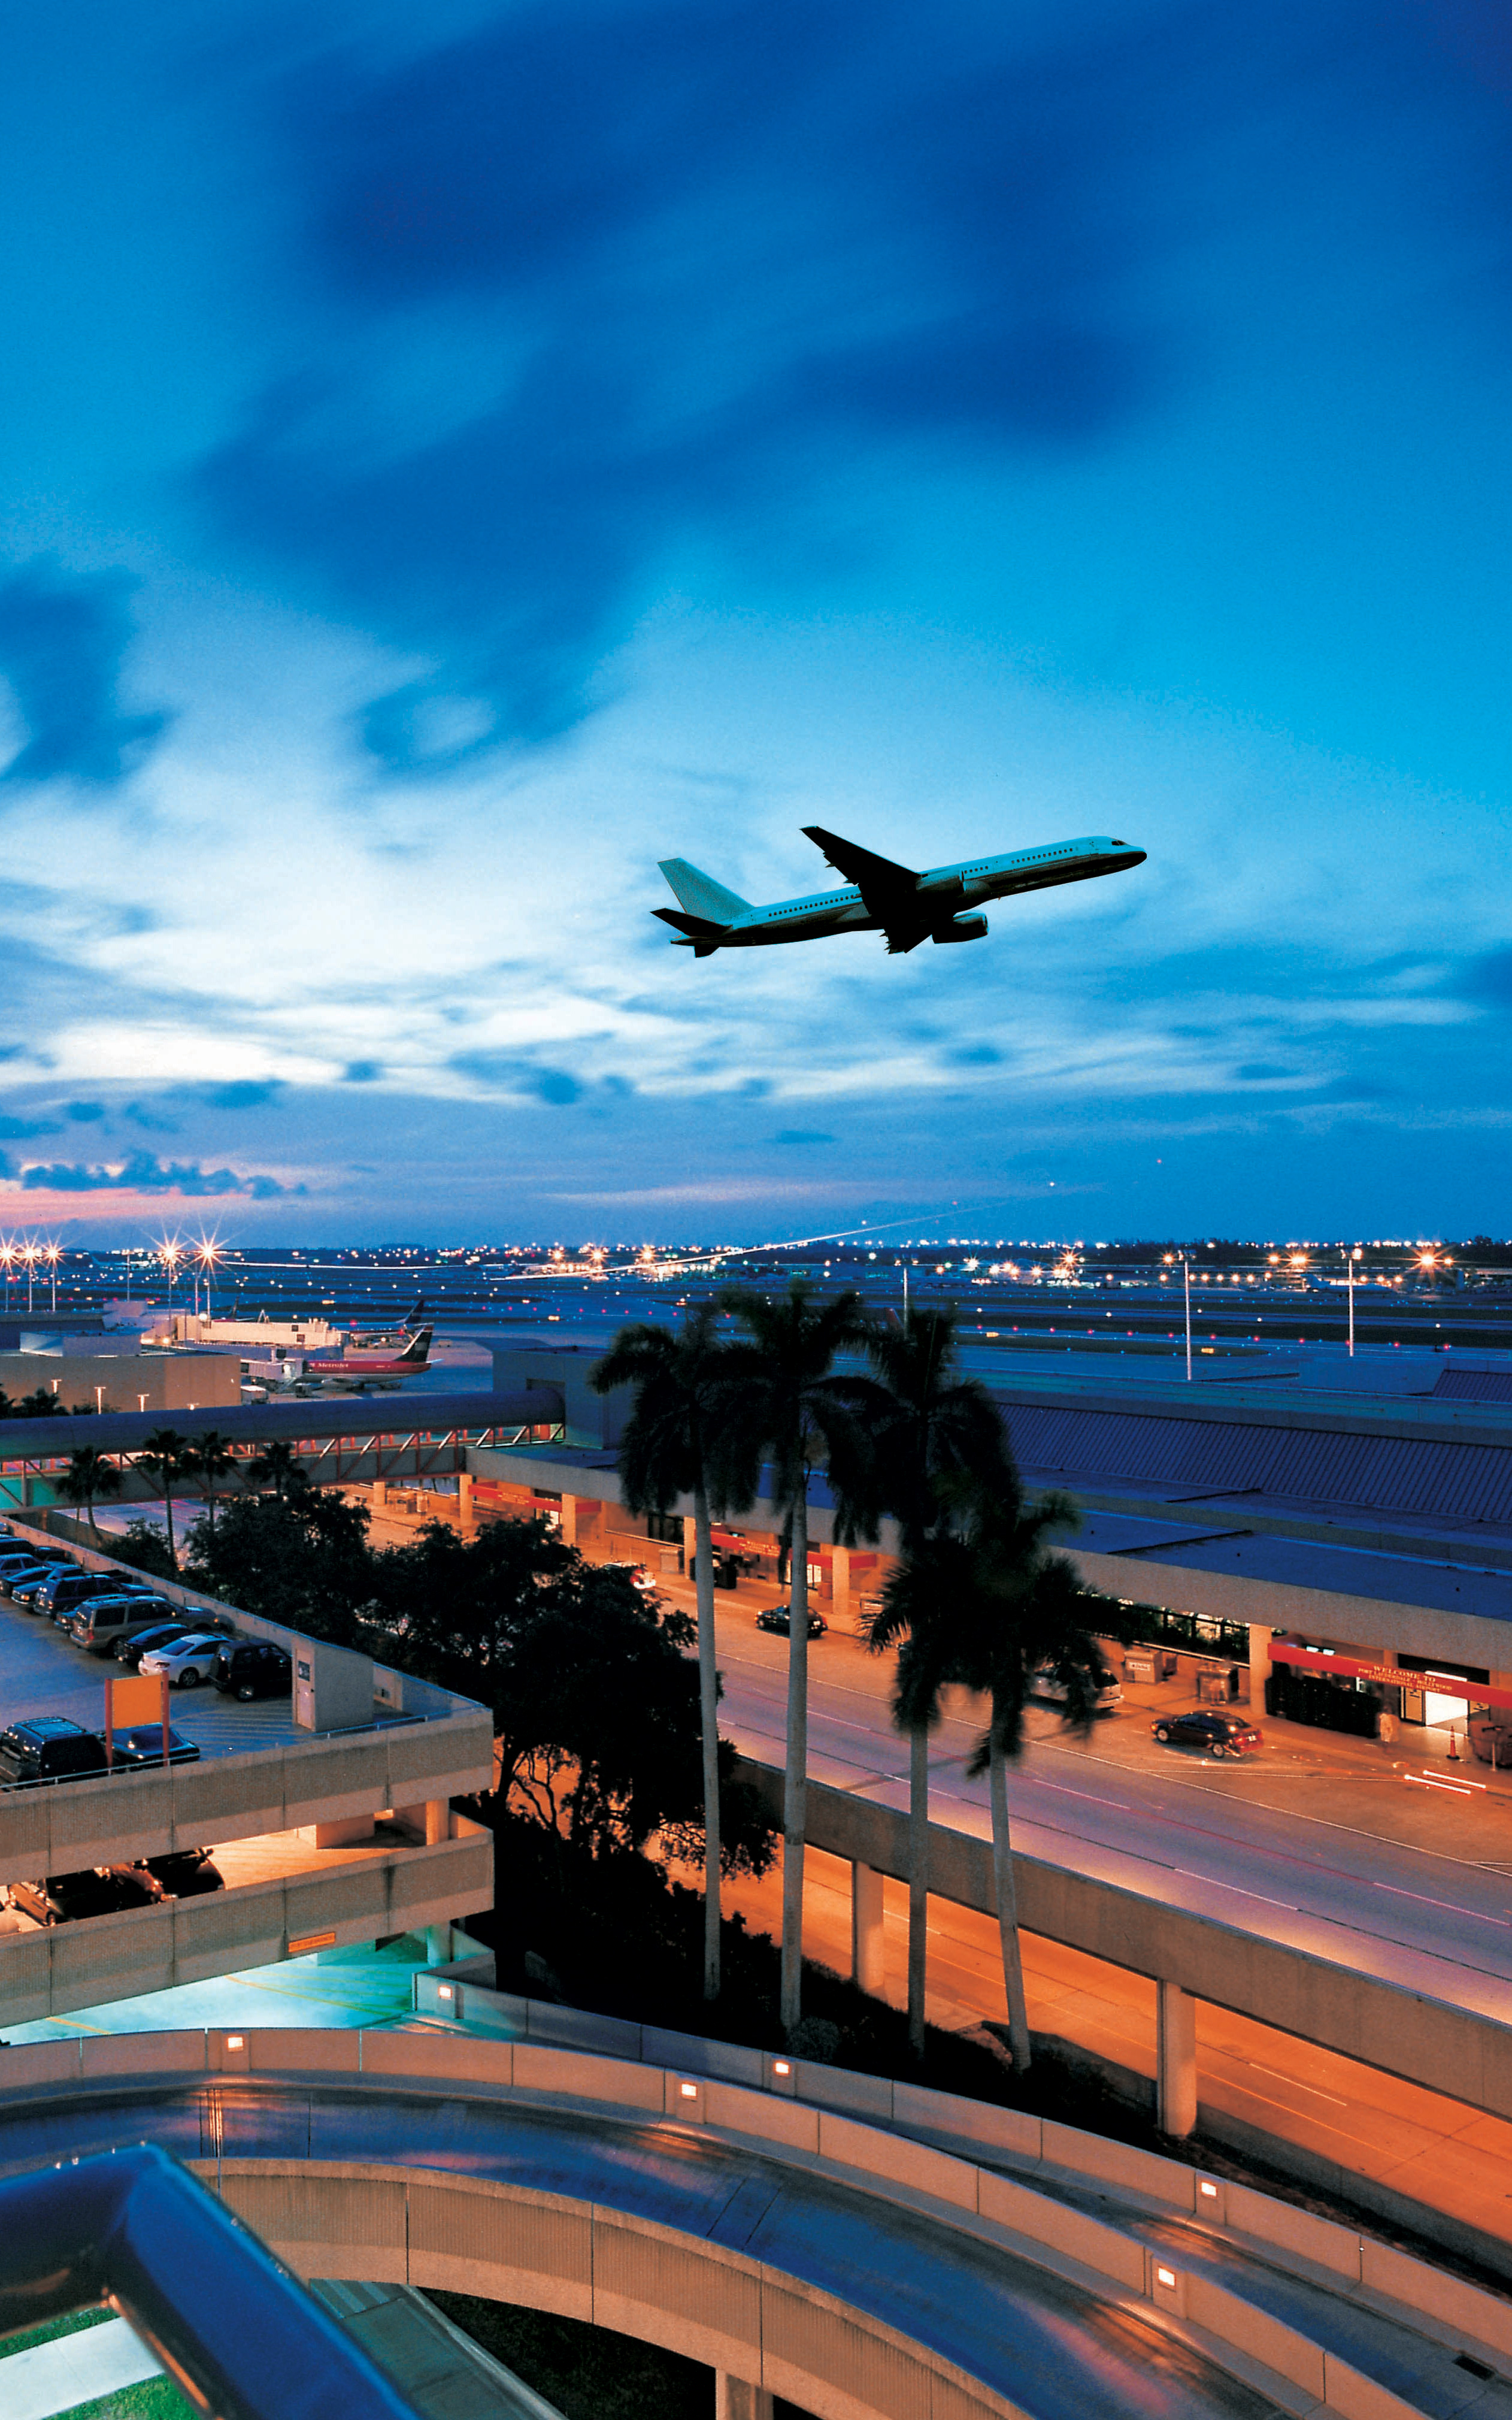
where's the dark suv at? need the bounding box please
[29,1570,122,1619]
[214,1640,292,1700]
[0,1717,108,1786]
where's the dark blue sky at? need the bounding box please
[0,0,1508,1241]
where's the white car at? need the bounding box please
[138,1633,231,1690]
[1029,1665,1123,1714]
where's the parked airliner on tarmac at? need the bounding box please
[655,825,1146,956]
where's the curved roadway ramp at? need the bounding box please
[0,2032,1501,2420]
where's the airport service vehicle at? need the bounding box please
[8,1868,157,1925]
[1152,1710,1264,1757]
[71,1596,179,1655]
[213,1640,292,1700]
[140,1634,234,1690]
[655,826,1146,957]
[0,1718,108,1786]
[109,1725,200,1769]
[756,1605,827,1638]
[1029,1665,1123,1714]
[128,1848,223,1897]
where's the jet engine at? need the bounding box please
[933,914,989,943]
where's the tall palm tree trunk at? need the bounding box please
[987,1716,1032,2073]
[907,1721,929,2058]
[779,1487,810,2034]
[692,1482,722,2001]
[162,1484,177,1566]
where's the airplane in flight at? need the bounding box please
[654,826,1146,957]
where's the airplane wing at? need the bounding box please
[801,827,931,952]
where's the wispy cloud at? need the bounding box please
[0,562,170,785]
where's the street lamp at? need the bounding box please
[46,1242,59,1312]
[1347,1246,1362,1357]
[0,1243,12,1313]
[22,1241,37,1315]
[162,1238,181,1309]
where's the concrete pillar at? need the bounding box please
[852,1860,885,1995]
[457,1471,475,1537]
[1157,1979,1198,2138]
[557,1492,578,1547]
[423,1800,450,1845]
[425,1923,454,1965]
[1248,1623,1272,1706]
[831,1545,851,1634]
[313,1815,376,1848]
[715,2380,772,2420]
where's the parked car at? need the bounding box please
[34,1571,137,1620]
[70,1596,180,1655]
[128,1849,223,1899]
[756,1604,827,1638]
[1151,1710,1263,1757]
[213,1639,292,1701]
[139,1633,233,1689]
[601,1560,657,1597]
[0,1561,69,1601]
[1030,1665,1123,1714]
[108,1723,200,1769]
[7,1868,158,1926]
[114,1621,199,1668]
[0,1717,108,1786]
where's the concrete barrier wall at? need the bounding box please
[0,1825,492,2025]
[6,2020,1506,2405]
[402,1985,1512,2371]
[729,1758,1512,2127]
[0,1708,493,1887]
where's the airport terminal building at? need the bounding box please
[462,1342,1512,1762]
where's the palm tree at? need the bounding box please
[55,1445,122,1538]
[246,1439,307,1502]
[949,1483,1132,2073]
[592,1308,756,2001]
[863,1306,1014,2054]
[136,1427,190,1566]
[719,1279,886,2034]
[185,1430,236,1537]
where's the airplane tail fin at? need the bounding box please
[658,858,750,922]
[399,1324,432,1363]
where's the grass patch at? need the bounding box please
[53,2380,187,2418]
[0,2304,113,2362]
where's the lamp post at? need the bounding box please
[23,1242,37,1315]
[1183,1254,1192,1381]
[0,1244,11,1313]
[46,1243,59,1313]
[1347,1246,1362,1357]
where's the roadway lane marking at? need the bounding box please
[1171,1868,1297,1911]
[1022,1779,1131,1810]
[1242,2062,1348,2108]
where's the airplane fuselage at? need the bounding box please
[712,835,1143,948]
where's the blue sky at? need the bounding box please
[0,0,1509,1243]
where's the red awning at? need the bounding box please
[1271,1640,1512,1710]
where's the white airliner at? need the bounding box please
[655,825,1146,957]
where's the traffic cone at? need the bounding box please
[1447,1726,1461,1763]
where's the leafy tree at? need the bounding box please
[185,1487,374,1643]
[184,1429,236,1536]
[374,1516,774,1873]
[592,1309,757,1999]
[864,1306,1013,2055]
[54,1445,122,1537]
[109,1518,181,1582]
[946,1484,1133,2073]
[719,1279,887,2033]
[135,1427,191,1566]
[246,1439,308,1502]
